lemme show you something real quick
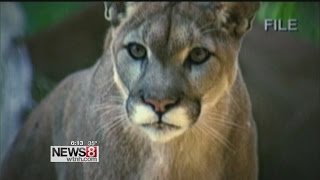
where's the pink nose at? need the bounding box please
[143,98,178,113]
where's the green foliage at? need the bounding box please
[21,2,87,35]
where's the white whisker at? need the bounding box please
[207,112,245,129]
[197,121,233,151]
[96,115,126,137]
[209,117,245,130]
[93,105,123,113]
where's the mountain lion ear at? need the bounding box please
[216,2,260,38]
[104,2,127,26]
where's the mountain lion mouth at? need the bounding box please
[141,122,181,131]
[139,121,187,143]
[127,103,194,142]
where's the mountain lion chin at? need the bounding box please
[141,124,187,143]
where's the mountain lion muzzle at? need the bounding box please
[0,2,260,180]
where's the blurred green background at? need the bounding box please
[22,2,320,45]
[22,2,87,35]
[256,2,320,46]
[19,2,320,102]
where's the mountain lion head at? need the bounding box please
[103,2,259,143]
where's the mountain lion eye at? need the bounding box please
[127,43,147,60]
[188,47,211,64]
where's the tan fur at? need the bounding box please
[1,2,259,180]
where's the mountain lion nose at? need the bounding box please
[142,97,179,114]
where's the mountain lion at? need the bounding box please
[0,2,260,180]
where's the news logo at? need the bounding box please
[50,146,99,162]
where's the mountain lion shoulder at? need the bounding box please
[0,2,260,180]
